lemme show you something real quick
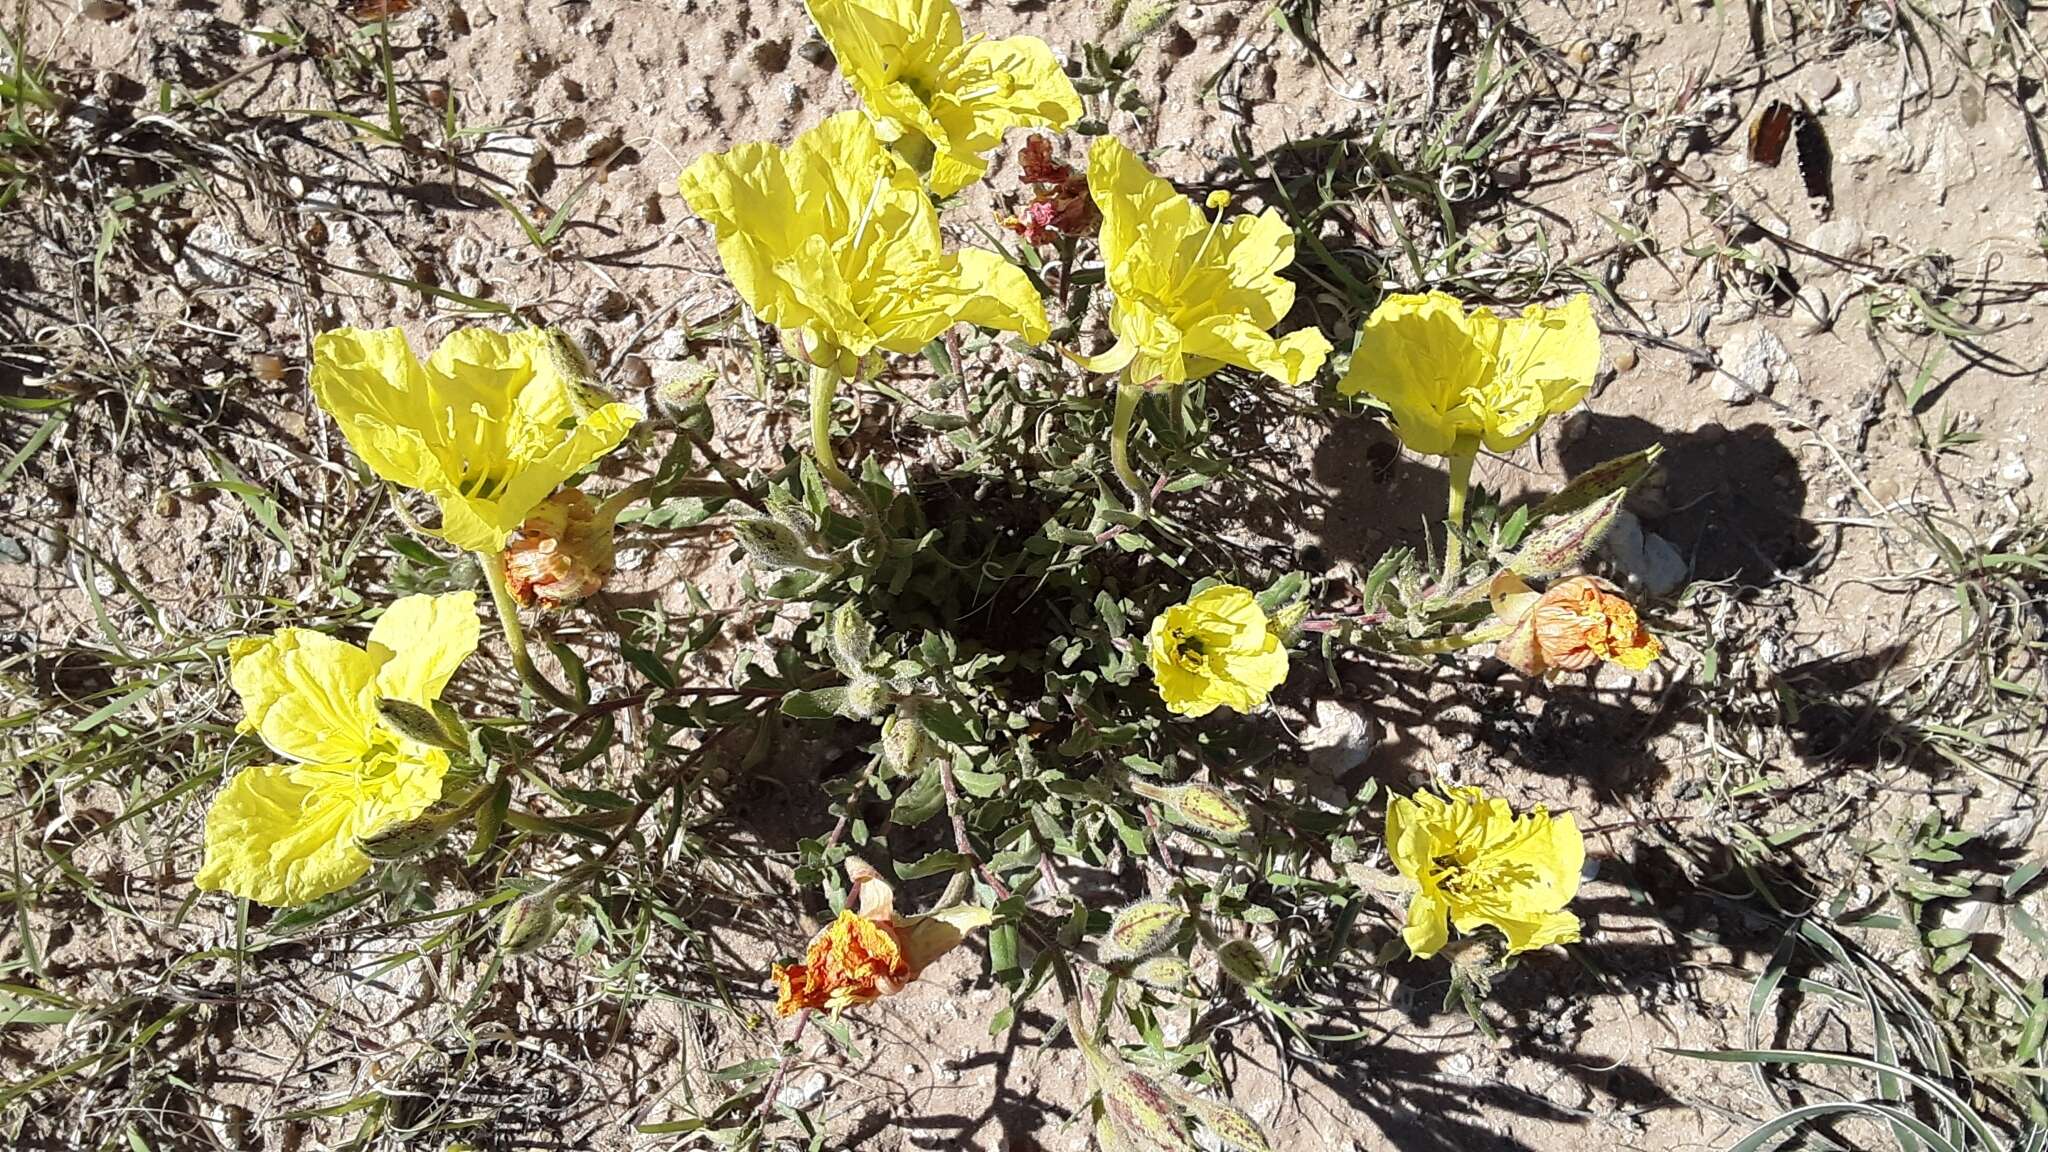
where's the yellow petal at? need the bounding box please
[919,33,1081,196]
[310,328,441,490]
[940,248,1052,345]
[369,592,481,709]
[1088,136,1200,288]
[898,904,994,972]
[1340,292,1500,458]
[1488,294,1599,452]
[230,629,380,764]
[1401,890,1451,958]
[1494,909,1582,955]
[1182,315,1330,387]
[197,764,371,906]
[806,0,961,98]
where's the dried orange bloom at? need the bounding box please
[502,488,617,608]
[772,859,990,1017]
[774,909,914,1015]
[1492,573,1662,678]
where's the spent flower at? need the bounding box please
[1078,138,1330,388]
[678,111,1049,378]
[1385,786,1584,959]
[1490,572,1662,678]
[773,858,990,1016]
[1145,584,1291,717]
[502,487,622,608]
[311,328,640,553]
[1339,291,1600,458]
[805,0,1082,197]
[197,593,480,906]
[1005,134,1098,245]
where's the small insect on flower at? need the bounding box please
[1338,291,1600,460]
[1076,138,1331,389]
[311,328,640,553]
[805,0,1082,197]
[1386,786,1584,959]
[773,858,991,1016]
[502,487,620,608]
[196,593,481,907]
[1490,572,1663,678]
[678,111,1049,380]
[1144,585,1291,718]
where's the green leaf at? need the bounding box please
[889,763,946,826]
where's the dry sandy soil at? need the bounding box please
[4,0,2046,1150]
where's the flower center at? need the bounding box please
[1170,628,1208,668]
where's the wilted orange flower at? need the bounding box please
[502,488,618,608]
[772,859,991,1017]
[1492,573,1662,677]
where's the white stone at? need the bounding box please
[1300,698,1377,775]
[1713,325,1798,404]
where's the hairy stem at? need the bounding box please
[480,552,581,713]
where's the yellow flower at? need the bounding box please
[1145,584,1291,717]
[312,328,641,553]
[773,858,991,1016]
[1338,291,1600,458]
[1386,786,1584,959]
[197,593,481,907]
[678,111,1050,377]
[805,0,1082,197]
[1080,138,1331,388]
[1491,572,1663,678]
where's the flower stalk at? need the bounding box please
[480,550,581,713]
[1440,444,1477,593]
[807,360,860,501]
[1110,377,1149,516]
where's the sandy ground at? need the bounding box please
[5,0,2046,1149]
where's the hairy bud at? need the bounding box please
[1101,899,1186,963]
[1180,1096,1272,1152]
[1167,782,1251,839]
[1098,1063,1196,1152]
[732,519,833,573]
[1214,938,1270,988]
[829,602,877,676]
[1130,955,1192,992]
[498,893,561,955]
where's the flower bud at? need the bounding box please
[881,707,928,774]
[1097,1063,1196,1152]
[1181,1096,1272,1152]
[1130,955,1192,992]
[1214,938,1270,988]
[498,893,561,955]
[829,603,876,676]
[844,677,893,720]
[1505,488,1626,580]
[376,697,467,752]
[732,518,834,573]
[358,807,460,860]
[1166,782,1251,839]
[1101,899,1186,962]
[502,488,619,608]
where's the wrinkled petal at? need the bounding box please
[1182,315,1330,387]
[1489,294,1600,451]
[196,753,447,908]
[1402,891,1451,959]
[310,329,440,490]
[196,764,370,906]
[369,592,481,709]
[1340,292,1500,458]
[230,630,380,764]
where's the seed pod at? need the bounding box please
[1101,899,1186,963]
[1180,1096,1272,1152]
[1168,783,1250,839]
[1098,1063,1196,1152]
[1130,955,1192,992]
[732,519,832,573]
[1214,938,1270,988]
[498,893,562,955]
[829,602,876,676]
